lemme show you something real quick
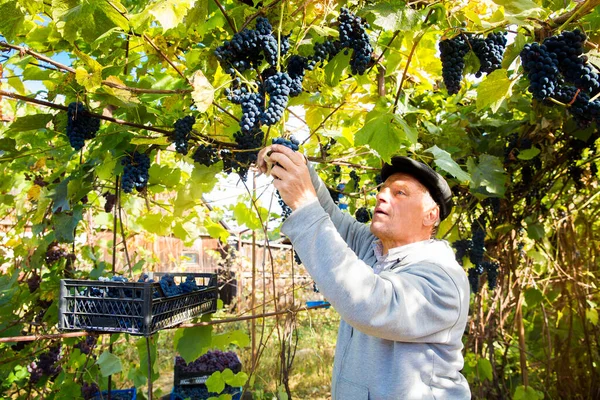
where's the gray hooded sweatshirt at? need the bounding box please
[281,165,471,400]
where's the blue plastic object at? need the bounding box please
[91,387,136,400]
[306,300,331,309]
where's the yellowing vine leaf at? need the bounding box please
[191,70,215,113]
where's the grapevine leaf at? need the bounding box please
[363,2,420,31]
[211,330,251,349]
[232,202,262,230]
[173,221,202,246]
[174,325,213,364]
[185,0,209,31]
[324,51,351,87]
[206,371,226,394]
[476,69,512,112]
[524,288,543,308]
[75,65,103,92]
[426,146,471,183]
[502,32,527,70]
[225,371,248,387]
[586,308,598,326]
[476,358,493,382]
[50,177,71,213]
[138,213,172,236]
[96,351,123,377]
[135,337,159,383]
[355,110,404,163]
[492,0,546,23]
[526,220,545,240]
[6,114,54,134]
[517,148,540,160]
[148,0,193,31]
[0,1,25,41]
[309,26,339,38]
[513,385,544,400]
[130,136,170,146]
[467,155,507,197]
[8,75,25,94]
[53,206,83,243]
[191,70,215,113]
[96,1,129,31]
[101,76,140,107]
[205,219,229,242]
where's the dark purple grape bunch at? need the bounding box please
[272,136,300,219]
[27,272,41,293]
[552,85,600,128]
[215,17,290,75]
[272,135,300,151]
[452,239,472,265]
[227,87,264,134]
[543,30,599,95]
[159,274,182,297]
[193,144,220,167]
[81,382,100,400]
[232,128,264,181]
[467,264,484,293]
[179,275,199,293]
[172,116,195,155]
[121,151,150,193]
[66,102,100,150]
[439,35,471,95]
[175,350,242,375]
[470,32,508,78]
[338,8,374,75]
[355,207,372,223]
[520,42,560,100]
[482,261,499,290]
[103,192,116,213]
[350,170,361,191]
[260,72,293,126]
[469,214,486,266]
[287,55,313,97]
[28,343,62,384]
[311,40,342,66]
[45,242,69,265]
[75,335,97,355]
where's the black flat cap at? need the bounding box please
[380,156,453,221]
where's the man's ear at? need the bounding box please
[423,205,440,227]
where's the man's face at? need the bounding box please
[370,172,438,250]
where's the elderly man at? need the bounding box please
[258,145,471,400]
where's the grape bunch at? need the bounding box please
[28,344,62,384]
[483,261,499,290]
[287,55,313,97]
[215,17,290,75]
[311,40,342,66]
[232,128,264,181]
[27,272,41,293]
[439,35,471,95]
[338,8,374,75]
[81,382,100,400]
[551,85,600,128]
[172,116,195,155]
[121,151,150,193]
[520,42,561,100]
[276,190,292,220]
[355,207,372,223]
[172,385,240,400]
[66,102,100,150]
[470,215,486,266]
[103,192,116,213]
[159,273,183,297]
[75,335,97,355]
[272,135,300,151]
[467,264,484,293]
[227,88,264,134]
[45,242,69,265]
[350,170,361,191]
[179,275,199,293]
[175,350,242,375]
[542,29,599,95]
[261,72,292,126]
[452,239,472,266]
[470,32,508,78]
[192,144,220,167]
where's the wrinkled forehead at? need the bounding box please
[382,172,429,193]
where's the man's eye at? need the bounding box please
[396,191,405,196]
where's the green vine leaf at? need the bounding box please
[426,145,471,183]
[191,70,215,113]
[355,110,406,163]
[174,325,213,364]
[96,351,123,377]
[476,69,513,113]
[467,155,507,197]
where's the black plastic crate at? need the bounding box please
[59,273,217,336]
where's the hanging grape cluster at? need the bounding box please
[470,32,508,78]
[172,116,195,155]
[28,344,62,384]
[355,207,372,223]
[121,151,150,193]
[66,102,100,150]
[338,7,374,75]
[520,30,600,128]
[439,31,508,95]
